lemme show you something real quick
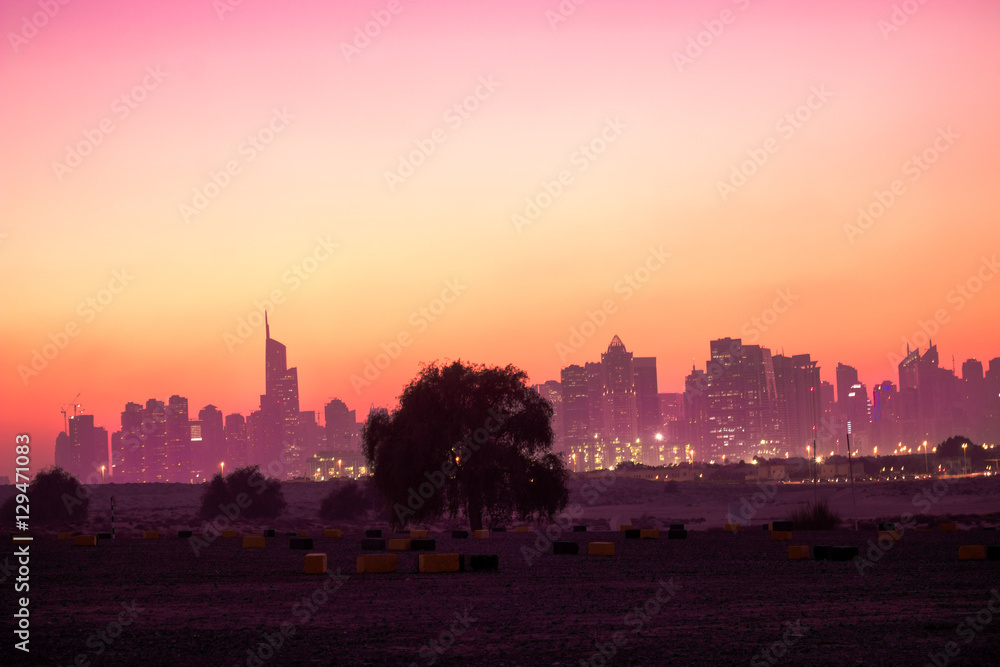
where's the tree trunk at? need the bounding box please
[467,495,483,532]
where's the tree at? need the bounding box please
[362,360,569,531]
[198,465,286,520]
[1,466,89,526]
[319,480,380,521]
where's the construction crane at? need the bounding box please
[59,393,82,433]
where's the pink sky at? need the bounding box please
[2,0,999,472]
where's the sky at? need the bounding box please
[2,0,999,473]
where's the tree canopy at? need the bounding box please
[362,360,569,531]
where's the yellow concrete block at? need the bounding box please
[419,553,461,573]
[770,531,793,541]
[514,526,531,533]
[57,532,74,540]
[323,529,343,538]
[787,545,810,560]
[640,529,660,540]
[297,531,309,538]
[877,530,900,542]
[409,529,428,539]
[142,531,160,540]
[619,524,635,532]
[959,545,986,561]
[588,542,615,556]
[723,523,740,533]
[74,535,98,547]
[304,553,328,574]
[356,553,398,573]
[940,522,958,532]
[388,538,412,551]
[221,529,238,538]
[242,536,266,549]
[473,530,490,540]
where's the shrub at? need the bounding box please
[319,480,378,521]
[1,466,89,526]
[787,500,841,530]
[199,465,286,521]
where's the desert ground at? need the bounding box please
[4,476,999,666]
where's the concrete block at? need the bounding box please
[304,552,327,574]
[668,529,688,540]
[959,545,986,560]
[74,535,97,547]
[770,531,793,541]
[411,539,437,551]
[470,554,499,571]
[572,525,587,532]
[356,553,397,573]
[940,522,958,532]
[388,538,412,551]
[514,526,531,533]
[290,537,314,550]
[57,532,73,540]
[419,553,463,573]
[221,529,238,538]
[365,529,383,538]
[723,524,740,533]
[243,536,266,549]
[142,531,160,540]
[323,529,343,538]
[588,542,615,556]
[640,530,660,540]
[877,530,901,542]
[553,541,579,555]
[473,530,489,540]
[361,538,386,550]
[788,545,810,560]
[624,529,640,539]
[451,530,469,539]
[409,529,428,539]
[177,530,193,538]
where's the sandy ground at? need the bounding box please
[3,477,998,666]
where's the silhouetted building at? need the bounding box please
[224,413,249,468]
[197,405,225,479]
[633,357,660,456]
[560,364,590,472]
[602,336,638,467]
[166,395,190,482]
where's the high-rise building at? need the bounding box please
[633,357,660,452]
[324,399,357,454]
[533,381,564,455]
[260,314,300,476]
[585,361,604,447]
[198,405,225,478]
[684,367,709,457]
[165,395,190,483]
[772,354,821,454]
[705,338,778,462]
[144,399,168,482]
[601,336,637,467]
[224,413,249,468]
[560,364,590,472]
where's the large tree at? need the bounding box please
[362,360,569,531]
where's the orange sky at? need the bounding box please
[2,0,999,473]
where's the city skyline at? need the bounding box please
[44,317,1000,482]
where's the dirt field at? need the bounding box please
[6,524,999,666]
[4,477,999,666]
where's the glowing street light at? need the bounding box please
[962,443,968,473]
[220,461,225,477]
[923,441,929,475]
[100,465,105,483]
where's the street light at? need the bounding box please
[923,441,929,476]
[100,465,105,483]
[220,461,225,477]
[962,443,968,473]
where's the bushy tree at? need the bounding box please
[1,466,89,526]
[319,480,379,521]
[199,465,286,520]
[362,360,570,531]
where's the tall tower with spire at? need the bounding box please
[258,313,300,474]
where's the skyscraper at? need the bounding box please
[198,405,225,477]
[633,356,661,453]
[560,365,590,471]
[224,413,249,468]
[601,336,637,466]
[260,313,301,476]
[166,395,189,482]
